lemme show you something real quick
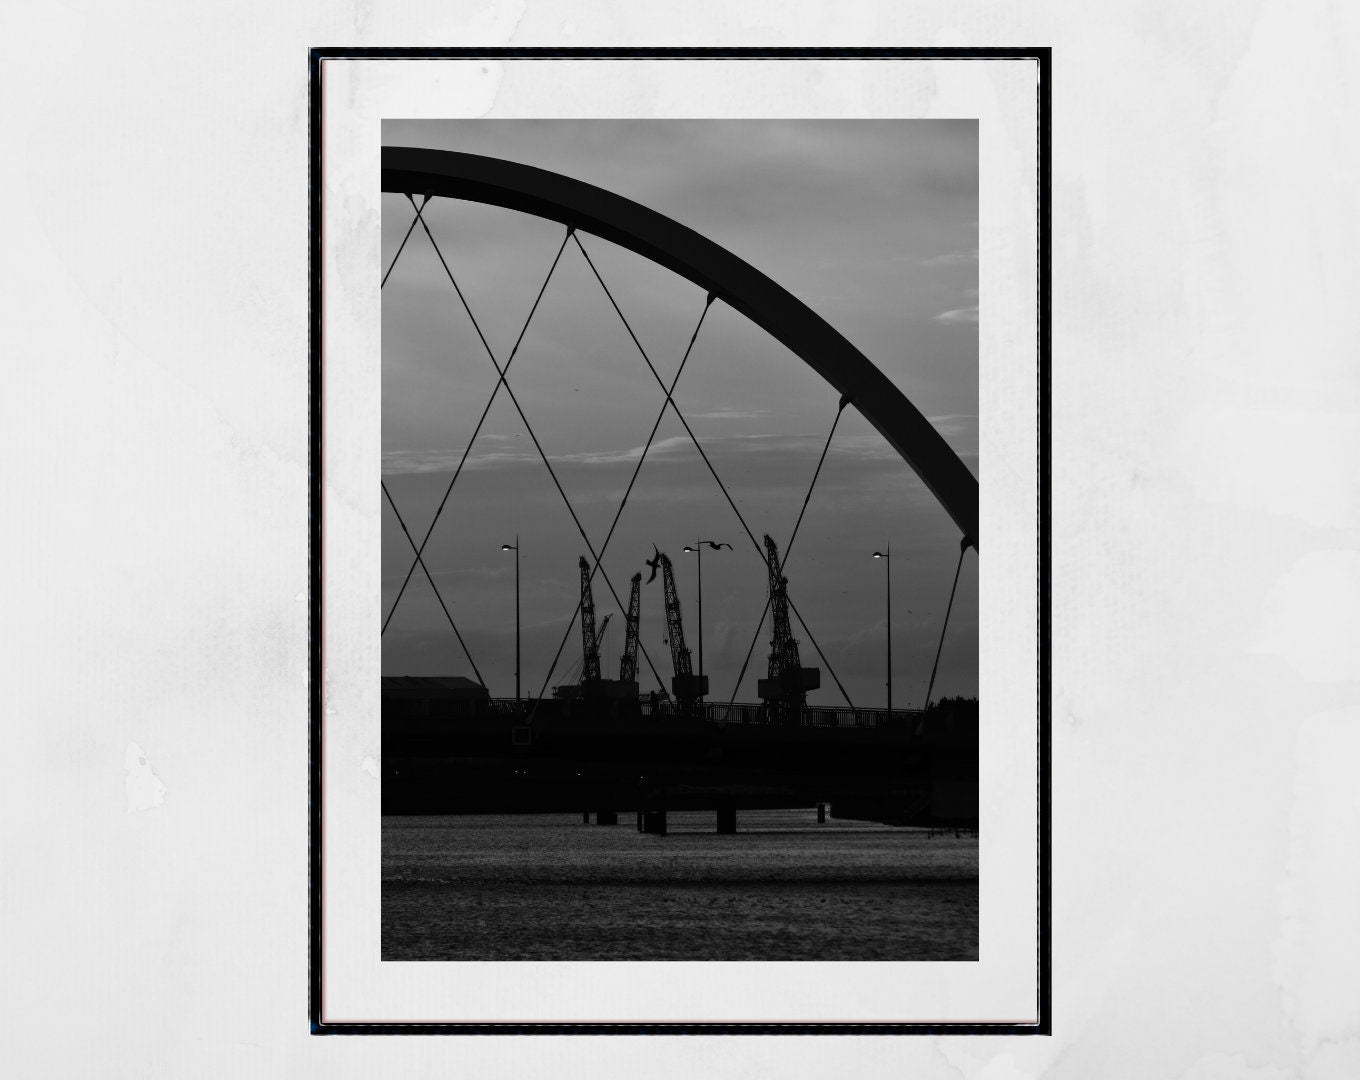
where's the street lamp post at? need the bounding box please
[872,546,892,715]
[500,537,520,700]
[682,539,731,700]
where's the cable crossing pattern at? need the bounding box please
[381,191,967,718]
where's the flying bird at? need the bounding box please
[645,545,663,584]
[701,541,732,551]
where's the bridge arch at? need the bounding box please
[382,146,979,549]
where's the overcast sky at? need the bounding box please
[380,119,977,708]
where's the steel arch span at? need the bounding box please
[382,146,980,549]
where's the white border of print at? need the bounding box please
[319,56,1039,1025]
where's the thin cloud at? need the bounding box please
[569,434,690,466]
[935,306,979,324]
[925,413,978,438]
[382,448,525,475]
[385,425,979,478]
[913,248,978,267]
[381,565,511,585]
[384,420,980,483]
[689,408,769,421]
[383,435,697,476]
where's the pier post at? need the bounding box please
[582,809,590,824]
[716,801,737,834]
[596,808,618,826]
[817,802,826,824]
[636,809,644,832]
[642,809,667,835]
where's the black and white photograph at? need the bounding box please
[10,7,1360,1074]
[378,119,982,963]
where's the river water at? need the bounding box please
[382,808,977,961]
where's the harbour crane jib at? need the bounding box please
[646,546,708,704]
[757,534,820,725]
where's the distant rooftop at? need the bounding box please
[382,675,487,692]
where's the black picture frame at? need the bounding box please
[309,46,1051,1035]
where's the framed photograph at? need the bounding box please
[311,48,1049,1032]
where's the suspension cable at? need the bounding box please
[572,235,769,565]
[528,295,716,715]
[391,207,863,714]
[722,603,769,719]
[381,481,485,686]
[381,194,427,289]
[924,539,969,708]
[785,595,855,710]
[576,233,857,710]
[414,212,668,692]
[382,221,573,634]
[722,576,858,715]
[722,397,853,712]
[784,395,850,566]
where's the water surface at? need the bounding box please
[383,808,978,961]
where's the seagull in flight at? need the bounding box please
[645,545,663,584]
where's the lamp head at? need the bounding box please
[872,551,886,559]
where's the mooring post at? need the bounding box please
[596,808,617,826]
[817,802,827,824]
[716,800,737,834]
[582,809,590,824]
[643,809,667,836]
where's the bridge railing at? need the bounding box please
[698,702,922,729]
[491,697,923,730]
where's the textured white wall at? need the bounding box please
[2,2,1357,1077]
